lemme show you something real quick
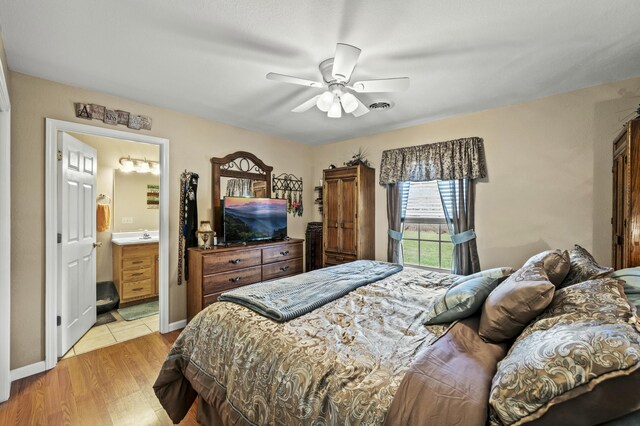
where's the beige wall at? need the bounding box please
[311,76,640,270]
[70,132,160,282]
[10,72,314,369]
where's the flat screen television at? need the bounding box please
[223,197,287,243]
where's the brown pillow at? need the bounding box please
[560,244,613,287]
[523,249,570,286]
[478,263,555,343]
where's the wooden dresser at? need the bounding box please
[323,165,375,266]
[187,238,303,321]
[112,242,159,306]
[612,117,640,269]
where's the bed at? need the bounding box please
[154,258,640,425]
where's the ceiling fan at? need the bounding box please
[266,43,409,118]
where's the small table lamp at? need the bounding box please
[197,221,213,249]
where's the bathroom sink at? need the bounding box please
[111,232,159,245]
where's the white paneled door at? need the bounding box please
[57,132,97,357]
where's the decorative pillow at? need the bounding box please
[560,244,613,287]
[423,276,498,325]
[451,267,515,286]
[516,278,636,342]
[478,263,555,343]
[522,249,570,286]
[489,278,640,426]
[612,267,640,294]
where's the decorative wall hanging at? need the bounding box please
[178,171,199,286]
[147,184,159,209]
[74,102,152,130]
[272,173,303,217]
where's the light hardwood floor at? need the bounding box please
[0,331,198,425]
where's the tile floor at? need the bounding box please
[61,312,159,359]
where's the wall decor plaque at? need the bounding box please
[104,109,118,125]
[74,102,152,130]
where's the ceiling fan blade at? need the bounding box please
[351,97,370,117]
[291,95,321,113]
[332,43,361,82]
[266,72,324,88]
[351,77,410,93]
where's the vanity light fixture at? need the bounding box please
[119,156,160,174]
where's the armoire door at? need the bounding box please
[612,154,626,269]
[324,178,340,253]
[340,177,358,255]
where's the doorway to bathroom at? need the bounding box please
[63,131,161,358]
[44,119,170,371]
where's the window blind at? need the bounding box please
[402,181,446,223]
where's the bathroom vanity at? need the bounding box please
[112,233,159,306]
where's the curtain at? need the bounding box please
[379,137,485,274]
[386,182,406,264]
[438,179,481,275]
[225,178,254,197]
[379,137,487,184]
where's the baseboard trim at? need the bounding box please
[10,361,46,382]
[167,320,187,332]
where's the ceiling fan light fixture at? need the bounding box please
[340,92,359,114]
[316,91,334,112]
[327,100,342,118]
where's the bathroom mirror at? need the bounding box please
[113,170,160,232]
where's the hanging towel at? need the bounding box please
[97,204,111,232]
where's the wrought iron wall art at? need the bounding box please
[272,173,303,217]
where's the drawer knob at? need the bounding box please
[229,259,242,264]
[280,250,289,256]
[280,265,290,272]
[131,272,144,276]
[229,277,242,283]
[336,256,344,261]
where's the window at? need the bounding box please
[402,181,453,271]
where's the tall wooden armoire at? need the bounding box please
[322,165,375,266]
[612,118,640,269]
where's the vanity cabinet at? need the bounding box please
[112,242,159,305]
[187,238,303,321]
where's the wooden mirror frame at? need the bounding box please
[211,151,273,238]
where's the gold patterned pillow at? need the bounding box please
[489,278,640,425]
[560,244,613,287]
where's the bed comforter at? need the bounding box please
[154,267,505,425]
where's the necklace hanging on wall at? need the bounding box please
[272,173,303,216]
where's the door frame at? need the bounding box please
[45,119,170,370]
[0,57,11,402]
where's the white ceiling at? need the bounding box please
[1,0,640,144]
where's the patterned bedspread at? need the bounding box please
[155,267,456,425]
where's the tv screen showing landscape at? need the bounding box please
[223,197,287,243]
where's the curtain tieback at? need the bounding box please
[451,229,476,245]
[387,229,403,241]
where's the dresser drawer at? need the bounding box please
[122,267,152,282]
[203,265,262,295]
[203,249,262,275]
[324,252,357,266]
[262,243,303,264]
[122,244,157,257]
[122,279,153,300]
[122,256,152,270]
[262,259,303,281]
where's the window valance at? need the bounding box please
[379,137,487,185]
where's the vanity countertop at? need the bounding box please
[111,231,159,246]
